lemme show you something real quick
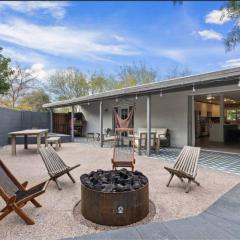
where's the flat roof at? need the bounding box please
[43,67,240,108]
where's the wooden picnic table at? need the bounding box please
[8,129,48,155]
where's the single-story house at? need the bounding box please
[43,67,240,155]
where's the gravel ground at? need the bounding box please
[0,142,240,240]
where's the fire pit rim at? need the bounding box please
[81,181,149,194]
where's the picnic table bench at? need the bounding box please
[46,137,61,150]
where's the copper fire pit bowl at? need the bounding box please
[81,170,149,226]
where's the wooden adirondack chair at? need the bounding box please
[39,146,80,190]
[111,128,135,171]
[164,146,201,193]
[0,159,49,225]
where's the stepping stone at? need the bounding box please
[72,227,142,240]
[135,222,177,240]
[164,215,235,240]
[205,188,240,225]
[199,212,240,239]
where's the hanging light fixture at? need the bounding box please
[115,98,118,103]
[135,94,138,100]
[238,78,240,87]
[160,89,163,97]
[206,94,215,100]
[87,102,90,106]
[192,84,196,92]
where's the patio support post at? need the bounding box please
[188,96,195,146]
[49,108,53,133]
[100,101,103,147]
[220,94,224,142]
[147,95,151,156]
[71,105,74,142]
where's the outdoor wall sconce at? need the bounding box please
[159,89,163,97]
[192,84,196,92]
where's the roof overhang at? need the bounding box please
[43,67,240,108]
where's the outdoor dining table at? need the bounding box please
[8,129,48,155]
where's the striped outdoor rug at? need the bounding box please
[150,147,240,175]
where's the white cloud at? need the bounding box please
[0,1,68,19]
[0,18,140,62]
[197,29,223,40]
[27,63,56,82]
[223,59,240,68]
[159,49,185,63]
[205,8,230,25]
[2,47,47,65]
[146,47,185,63]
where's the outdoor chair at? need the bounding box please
[134,129,156,154]
[155,128,170,154]
[112,128,135,171]
[39,146,80,190]
[102,129,117,147]
[164,146,201,193]
[0,159,49,225]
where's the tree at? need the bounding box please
[6,64,37,108]
[118,62,157,88]
[18,90,50,111]
[223,0,240,51]
[173,0,240,51]
[165,65,192,79]
[49,68,88,100]
[0,47,13,94]
[89,72,109,94]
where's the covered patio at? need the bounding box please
[44,67,240,156]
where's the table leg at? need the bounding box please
[156,138,160,154]
[24,135,28,149]
[12,135,16,156]
[44,131,48,147]
[37,134,41,152]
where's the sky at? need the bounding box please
[0,1,239,82]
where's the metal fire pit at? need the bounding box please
[81,182,149,226]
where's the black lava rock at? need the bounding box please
[80,168,148,192]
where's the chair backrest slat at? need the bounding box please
[39,146,68,176]
[113,128,134,164]
[173,146,200,177]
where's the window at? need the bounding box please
[226,109,240,121]
[121,108,128,120]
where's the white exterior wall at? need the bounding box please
[79,83,239,147]
[80,100,114,134]
[134,93,188,147]
[80,93,188,147]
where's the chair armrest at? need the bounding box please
[21,181,28,189]
[0,186,11,202]
[27,180,50,192]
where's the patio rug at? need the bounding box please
[150,148,240,175]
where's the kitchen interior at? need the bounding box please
[195,91,240,153]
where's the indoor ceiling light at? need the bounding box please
[206,94,215,100]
